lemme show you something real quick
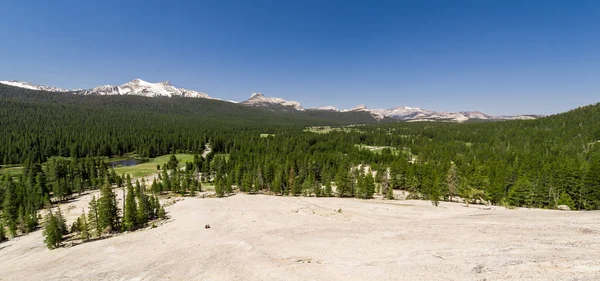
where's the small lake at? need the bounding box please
[108,158,145,168]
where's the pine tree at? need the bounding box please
[136,191,150,226]
[508,177,531,207]
[122,181,137,231]
[17,206,25,234]
[557,191,576,210]
[98,182,119,232]
[78,211,90,242]
[55,207,67,235]
[446,162,458,202]
[43,208,66,249]
[214,172,225,197]
[43,210,60,249]
[335,166,351,197]
[167,154,179,170]
[242,172,253,193]
[584,157,600,210]
[88,195,101,237]
[0,220,6,242]
[157,206,166,219]
[271,173,282,195]
[288,167,295,196]
[364,173,375,199]
[386,183,394,200]
[2,181,17,237]
[324,179,333,197]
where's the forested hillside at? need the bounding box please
[0,84,378,164]
[1,83,600,212]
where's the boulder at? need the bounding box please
[557,205,571,211]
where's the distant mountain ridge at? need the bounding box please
[0,79,213,99]
[0,79,542,122]
[0,80,73,92]
[314,104,541,122]
[241,92,304,111]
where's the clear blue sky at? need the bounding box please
[1,0,598,115]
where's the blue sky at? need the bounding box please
[0,0,598,115]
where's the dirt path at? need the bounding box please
[1,195,599,281]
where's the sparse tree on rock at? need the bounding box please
[122,181,137,231]
[446,162,458,202]
[43,207,67,249]
[88,195,101,237]
[98,182,119,232]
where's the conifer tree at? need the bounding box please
[167,154,179,170]
[88,195,101,237]
[2,182,17,237]
[324,179,333,197]
[43,210,60,249]
[557,191,576,209]
[137,190,151,226]
[43,207,67,249]
[157,206,166,219]
[386,183,394,200]
[78,211,90,242]
[584,157,600,210]
[214,173,225,197]
[335,166,351,197]
[122,181,137,231]
[446,162,458,202]
[98,182,119,232]
[242,172,253,193]
[271,172,282,195]
[508,177,531,207]
[0,220,6,242]
[364,173,375,199]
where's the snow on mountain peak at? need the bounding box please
[250,92,264,98]
[350,104,368,111]
[1,78,541,122]
[81,79,213,99]
[312,106,339,111]
[243,92,304,111]
[0,80,71,92]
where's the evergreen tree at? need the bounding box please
[335,166,351,197]
[157,206,166,219]
[508,177,531,207]
[557,191,576,210]
[43,208,66,249]
[324,179,333,197]
[386,183,394,200]
[446,162,458,202]
[364,173,375,199]
[78,211,90,242]
[167,154,179,170]
[2,182,17,237]
[88,195,101,237]
[214,173,225,197]
[136,191,150,226]
[122,181,137,231]
[0,220,6,242]
[98,182,119,232]
[242,172,253,193]
[43,210,60,249]
[584,157,600,210]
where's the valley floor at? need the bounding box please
[1,194,599,281]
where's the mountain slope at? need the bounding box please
[241,93,304,111]
[1,79,214,99]
[349,105,542,122]
[78,79,213,99]
[1,79,541,121]
[0,80,72,92]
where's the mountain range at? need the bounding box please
[0,79,541,122]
